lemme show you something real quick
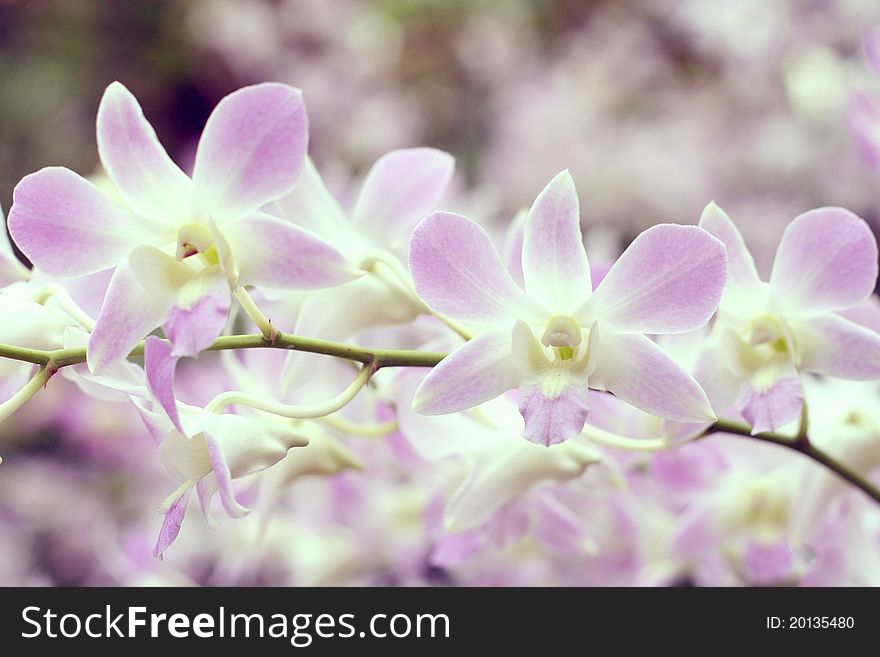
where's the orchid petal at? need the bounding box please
[412,329,523,415]
[9,168,166,277]
[409,211,546,325]
[740,374,803,435]
[352,148,454,246]
[87,254,179,373]
[519,378,590,446]
[445,439,599,532]
[590,332,716,422]
[144,336,184,434]
[0,204,30,286]
[96,81,191,221]
[794,313,880,379]
[164,266,230,357]
[202,430,249,519]
[152,483,193,558]
[192,83,308,222]
[220,213,358,289]
[698,202,763,312]
[521,170,591,313]
[770,207,878,314]
[275,157,353,243]
[580,224,727,334]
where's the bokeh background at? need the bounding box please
[2,0,880,585]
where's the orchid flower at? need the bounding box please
[408,170,727,446]
[8,81,358,373]
[697,202,880,433]
[139,337,311,557]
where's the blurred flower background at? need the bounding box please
[1,0,880,585]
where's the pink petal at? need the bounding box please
[740,375,803,434]
[200,420,250,519]
[742,540,795,586]
[144,336,184,434]
[0,205,30,286]
[87,260,177,373]
[519,378,589,446]
[96,81,191,221]
[445,438,599,532]
[275,158,354,244]
[192,83,308,222]
[164,267,230,357]
[521,170,591,313]
[580,224,727,334]
[352,148,454,244]
[590,332,716,422]
[794,313,880,379]
[9,168,162,277]
[152,484,193,558]
[220,213,358,289]
[698,202,763,309]
[412,329,523,415]
[770,207,878,314]
[409,211,546,325]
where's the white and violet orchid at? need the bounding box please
[8,81,358,373]
[697,202,880,433]
[408,171,728,446]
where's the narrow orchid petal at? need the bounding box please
[202,431,249,519]
[192,83,308,222]
[741,375,803,434]
[87,258,178,373]
[0,204,30,286]
[502,208,527,288]
[96,81,191,221]
[352,148,454,245]
[580,224,727,334]
[152,483,193,558]
[275,158,354,243]
[770,207,878,314]
[164,267,230,357]
[412,329,523,415]
[144,336,184,434]
[9,168,166,277]
[698,202,763,311]
[519,378,590,446]
[445,439,600,532]
[793,313,880,379]
[220,213,359,290]
[591,332,716,422]
[196,478,221,531]
[409,211,547,325]
[521,171,591,313]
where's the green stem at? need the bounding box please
[706,419,880,506]
[0,332,448,371]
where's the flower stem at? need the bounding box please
[0,366,52,424]
[0,332,447,371]
[234,286,276,341]
[206,364,374,418]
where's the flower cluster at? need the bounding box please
[1,77,879,585]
